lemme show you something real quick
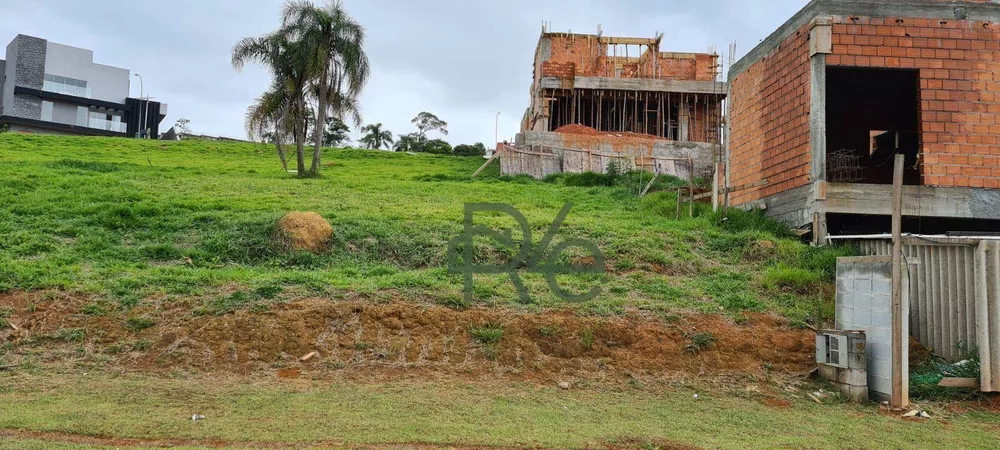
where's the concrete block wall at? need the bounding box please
[836,256,910,402]
[727,24,813,206]
[827,15,1000,189]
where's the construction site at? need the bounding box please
[500,26,729,182]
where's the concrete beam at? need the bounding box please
[730,0,1000,80]
[826,183,1000,220]
[570,77,727,94]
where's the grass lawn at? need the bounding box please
[1,373,998,449]
[0,134,848,323]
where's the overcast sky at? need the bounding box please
[0,0,806,146]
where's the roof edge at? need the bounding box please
[729,0,1000,81]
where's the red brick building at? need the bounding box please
[727,0,1000,238]
[505,28,727,180]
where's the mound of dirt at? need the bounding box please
[0,292,816,383]
[274,212,333,253]
[554,124,666,141]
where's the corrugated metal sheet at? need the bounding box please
[851,236,1000,392]
[976,241,1000,392]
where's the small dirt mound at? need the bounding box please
[274,212,333,253]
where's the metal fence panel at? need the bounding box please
[856,237,999,391]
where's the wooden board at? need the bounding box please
[938,377,980,388]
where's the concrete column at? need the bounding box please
[678,102,690,141]
[809,17,832,244]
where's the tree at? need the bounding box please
[421,138,452,155]
[393,133,422,153]
[323,117,351,147]
[358,123,393,150]
[174,118,192,134]
[411,111,448,139]
[245,85,295,171]
[454,142,487,157]
[282,0,370,176]
[233,25,313,176]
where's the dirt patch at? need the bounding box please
[0,429,519,449]
[274,211,333,253]
[554,124,666,141]
[1,292,815,383]
[909,336,933,370]
[760,397,792,409]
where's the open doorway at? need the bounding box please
[826,67,920,185]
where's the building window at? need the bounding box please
[43,74,90,98]
[41,101,53,121]
[76,106,88,127]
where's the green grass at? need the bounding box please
[0,373,998,449]
[0,134,850,321]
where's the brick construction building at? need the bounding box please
[728,0,1000,239]
[503,27,726,180]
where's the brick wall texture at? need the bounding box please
[828,15,1000,189]
[729,12,1000,207]
[538,34,717,81]
[728,25,812,205]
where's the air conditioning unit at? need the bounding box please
[816,332,849,369]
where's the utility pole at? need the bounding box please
[890,153,908,408]
[134,73,144,138]
[494,111,501,158]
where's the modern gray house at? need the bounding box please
[0,34,166,137]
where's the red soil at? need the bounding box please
[554,124,666,141]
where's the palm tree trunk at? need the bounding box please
[275,117,289,172]
[295,113,307,177]
[310,68,329,176]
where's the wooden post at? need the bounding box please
[890,153,907,408]
[473,146,505,178]
[676,188,682,219]
[688,157,695,218]
[712,160,720,212]
[640,166,660,197]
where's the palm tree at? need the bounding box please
[359,123,393,150]
[245,82,293,171]
[233,32,313,176]
[282,0,371,175]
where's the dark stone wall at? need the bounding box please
[11,35,46,119]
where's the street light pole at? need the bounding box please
[134,73,144,138]
[494,111,501,157]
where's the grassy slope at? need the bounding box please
[1,374,998,449]
[0,134,847,321]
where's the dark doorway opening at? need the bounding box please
[826,67,920,185]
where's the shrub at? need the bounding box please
[124,316,156,333]
[685,332,716,353]
[469,323,504,361]
[469,323,504,345]
[453,143,487,157]
[761,264,822,293]
[710,209,792,238]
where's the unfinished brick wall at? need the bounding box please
[538,33,717,81]
[828,16,1000,189]
[728,25,812,205]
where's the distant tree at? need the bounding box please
[174,118,192,134]
[453,142,487,157]
[359,123,393,150]
[411,111,448,139]
[323,117,351,147]
[422,138,452,155]
[393,133,422,152]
